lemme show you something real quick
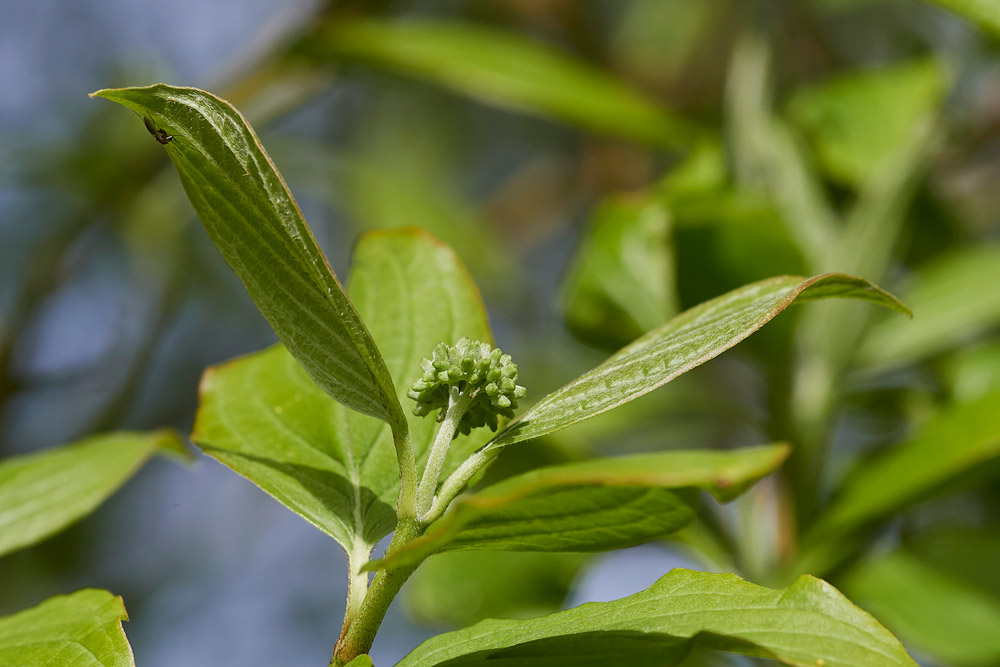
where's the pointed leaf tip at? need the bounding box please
[92,83,405,431]
[491,273,908,449]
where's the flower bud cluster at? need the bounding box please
[408,337,526,435]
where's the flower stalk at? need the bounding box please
[415,385,472,518]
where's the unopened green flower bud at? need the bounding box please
[408,337,526,434]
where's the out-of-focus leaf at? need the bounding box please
[344,656,374,667]
[803,107,934,342]
[945,343,1000,403]
[611,0,720,87]
[396,569,917,667]
[787,63,938,504]
[340,92,516,290]
[843,550,1000,666]
[562,195,677,348]
[650,140,806,310]
[908,527,1000,600]
[0,430,187,558]
[924,0,1000,37]
[301,19,699,149]
[787,59,946,187]
[813,390,1000,538]
[405,551,585,628]
[673,207,806,310]
[492,274,908,449]
[367,445,789,571]
[91,85,405,432]
[658,140,729,199]
[0,589,133,666]
[726,34,838,271]
[859,245,1000,368]
[192,230,493,552]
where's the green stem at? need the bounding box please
[392,427,417,523]
[331,425,421,666]
[424,445,499,524]
[415,387,470,518]
[331,518,422,666]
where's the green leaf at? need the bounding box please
[344,656,374,667]
[0,589,134,666]
[654,144,808,307]
[908,527,1000,600]
[396,569,917,667]
[366,445,789,571]
[562,194,677,349]
[725,34,838,271]
[91,85,404,431]
[843,550,1000,666]
[404,552,586,628]
[784,59,939,507]
[786,59,946,188]
[924,0,1000,37]
[813,390,1000,538]
[192,229,493,551]
[299,19,700,150]
[791,89,937,382]
[336,92,517,292]
[0,430,187,558]
[492,274,909,448]
[859,244,1000,368]
[945,342,1000,403]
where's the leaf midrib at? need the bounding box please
[178,151,374,392]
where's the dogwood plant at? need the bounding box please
[19,83,916,667]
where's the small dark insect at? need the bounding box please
[142,116,173,145]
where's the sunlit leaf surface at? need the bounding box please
[397,569,917,666]
[787,59,946,187]
[0,589,134,667]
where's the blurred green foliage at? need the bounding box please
[2,0,999,665]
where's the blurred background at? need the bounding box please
[2,1,999,665]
